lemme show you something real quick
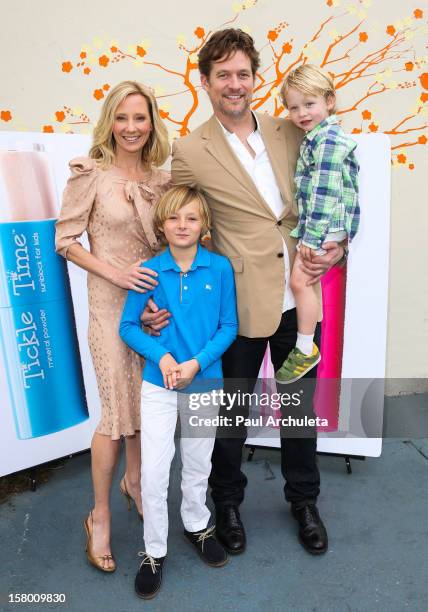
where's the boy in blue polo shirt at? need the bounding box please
[119,185,238,599]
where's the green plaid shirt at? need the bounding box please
[290,115,360,250]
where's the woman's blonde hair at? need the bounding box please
[281,64,337,113]
[89,80,170,168]
[153,186,211,241]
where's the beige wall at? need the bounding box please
[1,0,427,391]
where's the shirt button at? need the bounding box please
[277,220,282,226]
[183,286,188,290]
[277,252,284,258]
[184,273,188,277]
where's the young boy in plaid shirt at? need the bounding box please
[276,64,360,383]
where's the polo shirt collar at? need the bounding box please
[190,244,211,270]
[159,244,211,272]
[305,114,338,142]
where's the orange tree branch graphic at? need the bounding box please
[57,7,248,137]
[56,1,426,167]
[320,20,364,66]
[252,15,338,108]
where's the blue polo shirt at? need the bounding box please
[119,245,238,391]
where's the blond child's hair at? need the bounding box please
[153,186,212,241]
[280,64,337,114]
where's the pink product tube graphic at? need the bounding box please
[0,146,89,439]
[315,265,347,432]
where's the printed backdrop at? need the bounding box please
[1,0,427,389]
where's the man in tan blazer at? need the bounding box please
[170,29,345,555]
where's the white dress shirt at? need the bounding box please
[218,115,296,313]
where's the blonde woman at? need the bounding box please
[56,81,171,572]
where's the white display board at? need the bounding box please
[0,132,97,477]
[0,132,390,477]
[246,134,391,457]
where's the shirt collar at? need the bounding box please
[304,114,338,142]
[159,244,211,272]
[217,111,259,138]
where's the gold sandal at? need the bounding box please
[83,512,116,573]
[119,477,144,521]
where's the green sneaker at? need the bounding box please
[275,344,321,384]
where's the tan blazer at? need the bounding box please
[171,112,322,338]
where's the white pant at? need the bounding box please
[140,380,219,557]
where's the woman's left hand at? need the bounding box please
[112,260,158,292]
[137,266,159,292]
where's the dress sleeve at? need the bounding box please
[55,157,98,258]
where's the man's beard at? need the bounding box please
[218,94,252,118]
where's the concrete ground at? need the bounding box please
[1,397,427,612]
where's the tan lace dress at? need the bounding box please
[55,157,171,439]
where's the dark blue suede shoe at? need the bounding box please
[135,552,165,599]
[184,525,228,567]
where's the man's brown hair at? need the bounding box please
[198,28,260,78]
